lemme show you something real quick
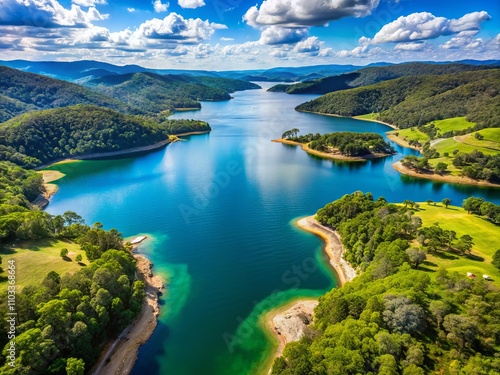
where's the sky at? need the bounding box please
[0,0,499,70]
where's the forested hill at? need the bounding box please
[296,69,500,129]
[272,192,500,375]
[269,63,498,95]
[0,105,174,167]
[0,66,133,123]
[86,72,259,114]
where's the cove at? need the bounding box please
[45,83,500,375]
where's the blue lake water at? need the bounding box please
[46,83,500,374]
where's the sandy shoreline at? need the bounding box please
[386,134,422,151]
[32,170,66,209]
[264,216,356,373]
[393,161,500,188]
[272,138,392,162]
[91,253,164,375]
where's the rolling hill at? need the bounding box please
[296,69,500,129]
[0,105,173,167]
[0,66,133,122]
[86,72,259,113]
[269,63,499,94]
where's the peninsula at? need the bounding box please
[265,215,357,372]
[274,129,395,162]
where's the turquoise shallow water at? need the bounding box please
[46,84,500,375]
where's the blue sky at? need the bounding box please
[0,0,498,69]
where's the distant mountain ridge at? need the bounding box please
[2,59,498,83]
[268,63,500,94]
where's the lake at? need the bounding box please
[46,83,500,374]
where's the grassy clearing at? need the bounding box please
[388,127,429,143]
[456,128,500,151]
[432,117,475,133]
[0,239,88,293]
[413,203,500,284]
[433,137,498,156]
[355,113,379,120]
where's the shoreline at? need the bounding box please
[386,134,422,151]
[91,252,164,375]
[172,130,211,137]
[272,138,392,162]
[296,109,398,130]
[34,138,172,170]
[263,216,356,373]
[393,161,500,188]
[32,170,66,209]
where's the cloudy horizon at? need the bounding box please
[0,0,498,70]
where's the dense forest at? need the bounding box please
[282,130,395,157]
[0,66,134,122]
[0,105,175,167]
[87,72,259,114]
[272,192,500,375]
[295,69,500,129]
[268,63,497,95]
[0,161,145,374]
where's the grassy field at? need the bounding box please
[432,137,498,156]
[0,239,88,293]
[432,117,475,133]
[388,127,429,143]
[355,113,379,120]
[413,203,500,284]
[456,128,500,151]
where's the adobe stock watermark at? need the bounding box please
[5,259,17,368]
[222,256,319,354]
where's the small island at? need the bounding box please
[273,129,396,161]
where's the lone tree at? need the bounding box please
[435,162,448,175]
[75,254,83,263]
[406,248,427,268]
[60,248,68,258]
[426,199,433,205]
[455,234,474,254]
[442,198,452,208]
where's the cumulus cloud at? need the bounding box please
[372,11,491,43]
[219,37,234,41]
[258,26,308,45]
[394,42,427,51]
[178,0,205,9]
[127,7,136,12]
[153,0,169,13]
[136,13,226,43]
[294,36,321,53]
[72,0,107,6]
[243,0,380,27]
[0,0,108,28]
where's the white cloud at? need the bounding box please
[178,0,205,9]
[153,0,169,13]
[72,0,107,6]
[219,37,234,41]
[394,42,427,51]
[294,36,321,53]
[136,13,226,44]
[258,26,308,45]
[373,11,491,43]
[243,0,380,27]
[127,7,136,12]
[0,0,108,28]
